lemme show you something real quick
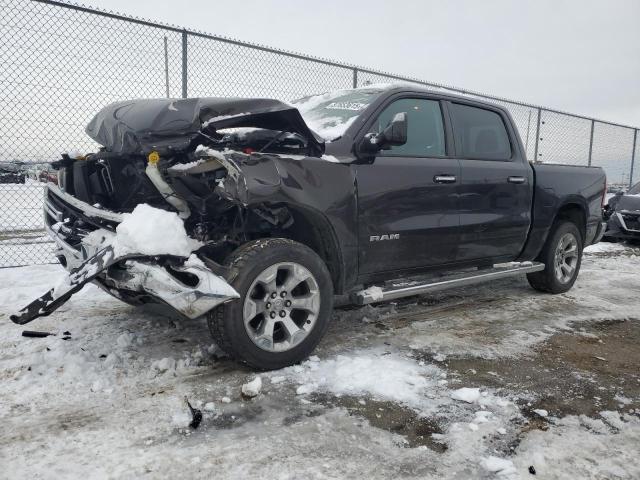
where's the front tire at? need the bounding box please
[207,238,334,370]
[527,221,583,294]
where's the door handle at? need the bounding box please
[508,176,526,184]
[434,175,457,184]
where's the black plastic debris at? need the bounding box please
[185,397,202,429]
[22,330,54,338]
[529,465,536,475]
[62,331,72,341]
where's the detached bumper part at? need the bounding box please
[103,258,238,319]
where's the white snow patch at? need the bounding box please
[241,377,262,398]
[533,408,549,417]
[451,387,481,404]
[286,351,441,408]
[113,203,202,257]
[358,285,384,301]
[167,159,206,172]
[481,456,517,475]
[583,242,628,254]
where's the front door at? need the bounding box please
[355,97,462,275]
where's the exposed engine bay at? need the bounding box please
[55,97,333,264]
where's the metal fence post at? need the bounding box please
[630,129,638,187]
[533,108,542,162]
[181,30,188,98]
[163,36,170,98]
[587,120,595,166]
[352,68,358,88]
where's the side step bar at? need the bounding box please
[352,261,545,305]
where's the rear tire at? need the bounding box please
[527,221,583,294]
[207,238,333,370]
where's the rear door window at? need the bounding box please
[449,103,512,160]
[371,98,446,157]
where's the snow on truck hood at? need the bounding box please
[86,97,325,156]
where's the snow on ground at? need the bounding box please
[1,244,639,478]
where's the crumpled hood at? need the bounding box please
[615,194,640,212]
[85,97,325,156]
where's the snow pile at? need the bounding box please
[286,351,443,408]
[583,242,628,254]
[481,456,517,476]
[512,413,640,478]
[241,377,262,398]
[358,285,384,302]
[113,203,202,257]
[450,387,481,404]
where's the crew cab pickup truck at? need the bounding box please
[11,85,607,370]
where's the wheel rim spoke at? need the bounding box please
[290,293,318,312]
[243,298,264,321]
[281,316,301,340]
[257,264,279,292]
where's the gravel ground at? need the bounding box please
[0,242,639,479]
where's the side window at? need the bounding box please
[449,103,512,160]
[372,98,446,157]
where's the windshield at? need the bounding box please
[628,181,640,195]
[292,88,385,141]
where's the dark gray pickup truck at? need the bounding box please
[12,85,607,369]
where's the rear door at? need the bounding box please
[355,96,462,274]
[446,101,533,262]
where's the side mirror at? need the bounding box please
[358,112,408,155]
[379,112,408,148]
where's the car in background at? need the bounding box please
[603,181,640,242]
[0,161,26,184]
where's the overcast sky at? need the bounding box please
[83,0,640,127]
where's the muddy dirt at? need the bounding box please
[447,319,640,418]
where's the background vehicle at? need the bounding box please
[0,161,26,184]
[12,85,607,369]
[603,181,640,242]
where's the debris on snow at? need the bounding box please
[21,330,54,338]
[241,377,262,398]
[451,387,481,404]
[185,397,203,429]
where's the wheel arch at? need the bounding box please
[278,203,345,294]
[555,200,587,242]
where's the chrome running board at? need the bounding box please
[352,261,545,305]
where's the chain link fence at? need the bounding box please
[1,0,638,268]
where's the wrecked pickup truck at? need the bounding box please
[12,85,607,370]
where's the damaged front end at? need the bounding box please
[12,96,333,325]
[11,184,240,325]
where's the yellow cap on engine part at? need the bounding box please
[148,151,160,165]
